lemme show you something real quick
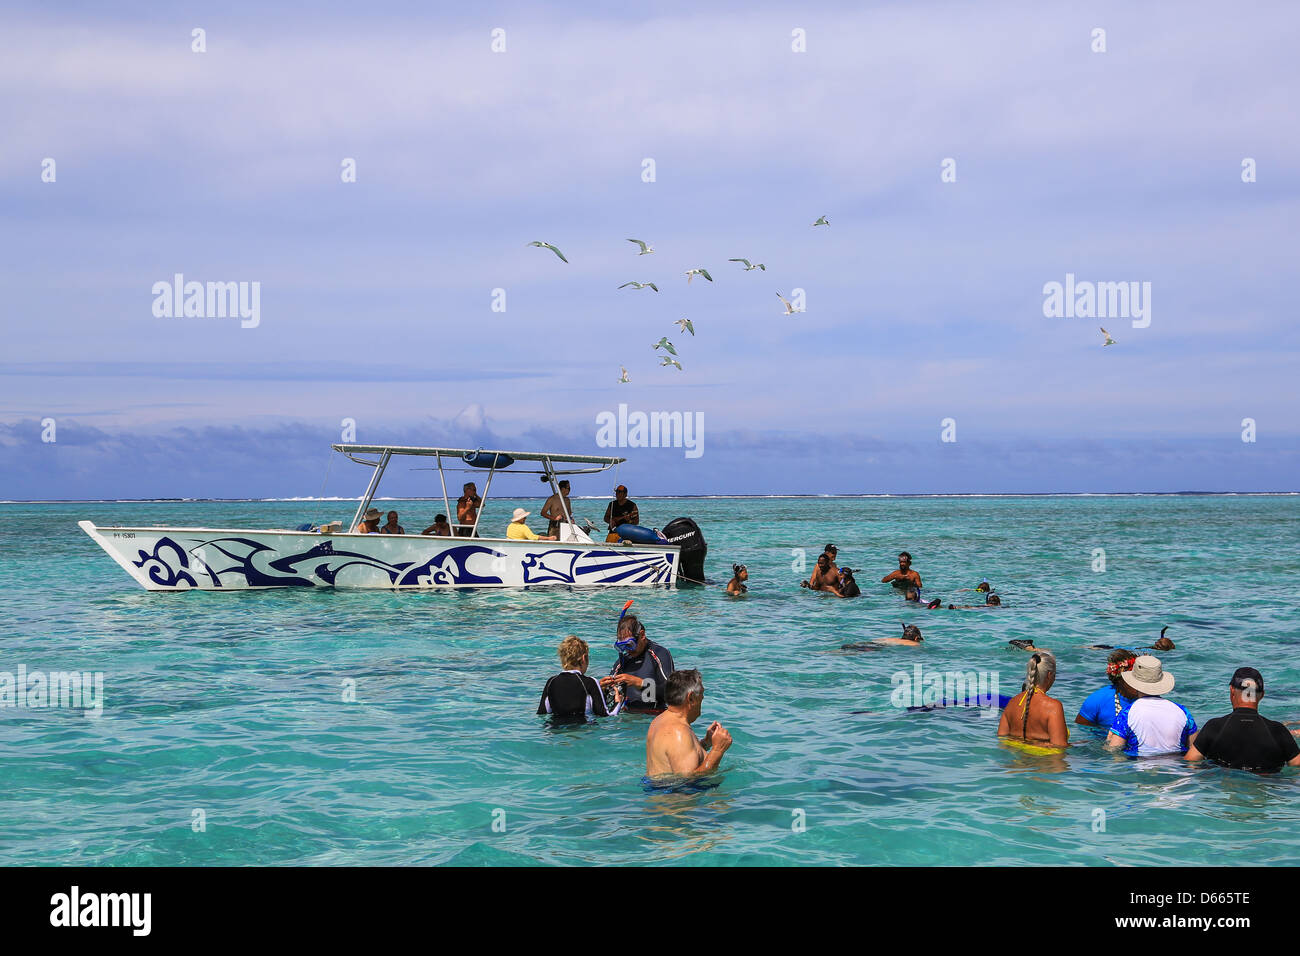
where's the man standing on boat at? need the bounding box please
[541,480,574,538]
[456,482,481,537]
[601,614,674,714]
[603,485,640,542]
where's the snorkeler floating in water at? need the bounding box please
[876,624,925,647]
[1087,625,1175,651]
[946,592,1002,609]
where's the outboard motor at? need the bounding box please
[662,517,707,585]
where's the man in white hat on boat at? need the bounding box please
[1105,656,1198,756]
[506,507,557,541]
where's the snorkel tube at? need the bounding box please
[607,600,637,714]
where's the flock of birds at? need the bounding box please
[527,216,830,382]
[529,220,1118,382]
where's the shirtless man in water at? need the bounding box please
[802,553,844,595]
[645,670,732,778]
[882,551,922,590]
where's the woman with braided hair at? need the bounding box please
[997,650,1068,748]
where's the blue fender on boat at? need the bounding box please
[615,524,665,544]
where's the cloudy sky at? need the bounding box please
[2,1,1297,497]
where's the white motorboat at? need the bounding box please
[79,444,708,591]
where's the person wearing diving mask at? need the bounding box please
[599,601,676,715]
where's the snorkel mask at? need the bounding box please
[614,600,641,655]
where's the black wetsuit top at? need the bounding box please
[537,671,610,718]
[1194,707,1299,773]
[610,640,674,712]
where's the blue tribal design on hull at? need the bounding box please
[124,536,672,589]
[522,549,674,585]
[132,537,199,588]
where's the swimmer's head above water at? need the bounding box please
[902,624,923,643]
[986,593,1001,606]
[615,603,648,657]
[905,587,921,602]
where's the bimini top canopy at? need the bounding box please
[332,444,624,469]
[334,444,625,533]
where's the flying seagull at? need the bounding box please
[1100,327,1116,346]
[660,357,683,371]
[618,366,630,383]
[685,268,713,284]
[653,337,678,356]
[627,239,654,255]
[812,216,830,227]
[618,281,659,292]
[675,318,695,336]
[527,241,568,262]
[776,292,803,315]
[728,258,766,271]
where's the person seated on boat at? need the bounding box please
[456,482,481,537]
[379,510,405,535]
[726,564,748,595]
[998,651,1069,748]
[506,507,556,541]
[353,507,383,534]
[800,553,843,595]
[645,669,732,779]
[541,480,574,538]
[421,514,452,536]
[600,613,675,714]
[882,552,922,590]
[603,485,640,542]
[537,635,610,720]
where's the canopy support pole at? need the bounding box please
[436,452,453,534]
[350,449,391,531]
[471,461,496,537]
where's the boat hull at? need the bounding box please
[78,522,679,591]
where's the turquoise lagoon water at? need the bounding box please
[2,495,1299,866]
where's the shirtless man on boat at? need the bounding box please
[456,482,481,536]
[645,670,732,778]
